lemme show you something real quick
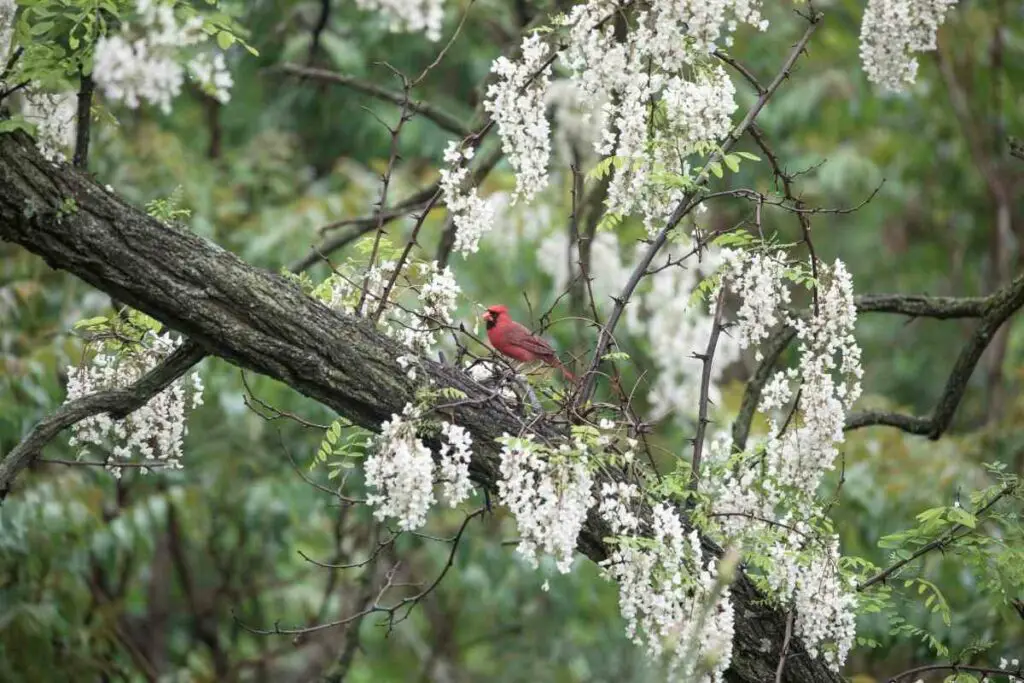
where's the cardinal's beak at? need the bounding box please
[481,311,492,323]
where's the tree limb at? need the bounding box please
[0,339,204,498]
[845,272,1024,438]
[0,130,840,683]
[276,64,472,138]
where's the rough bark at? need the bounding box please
[0,132,842,683]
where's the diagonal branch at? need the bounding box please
[576,10,822,408]
[276,64,472,138]
[0,340,205,498]
[857,482,1016,592]
[0,129,840,683]
[845,273,1024,438]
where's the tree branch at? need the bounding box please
[276,64,472,138]
[845,273,1024,438]
[0,130,841,683]
[576,10,822,408]
[0,339,205,498]
[857,482,1016,592]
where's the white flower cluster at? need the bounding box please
[366,405,476,529]
[93,0,233,114]
[791,541,857,667]
[365,404,436,530]
[440,142,497,257]
[859,0,958,91]
[497,434,595,573]
[599,490,734,681]
[19,91,77,162]
[66,331,204,479]
[326,259,459,355]
[724,250,791,358]
[999,658,1021,683]
[419,261,460,325]
[353,0,444,41]
[438,421,473,506]
[706,257,863,669]
[533,230,739,422]
[765,260,862,498]
[484,34,553,204]
[559,0,758,234]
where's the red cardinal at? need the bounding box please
[482,304,575,381]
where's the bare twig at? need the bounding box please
[775,610,794,683]
[688,288,726,495]
[276,64,471,137]
[576,11,822,407]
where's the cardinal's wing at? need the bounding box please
[507,323,556,358]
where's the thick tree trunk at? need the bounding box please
[0,132,841,683]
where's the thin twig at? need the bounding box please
[688,288,726,496]
[576,11,822,407]
[857,482,1016,591]
[276,64,470,137]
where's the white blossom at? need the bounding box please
[20,90,77,162]
[419,261,460,325]
[440,142,498,256]
[725,250,791,357]
[706,259,863,670]
[353,0,444,41]
[438,421,473,506]
[859,0,958,91]
[66,331,203,477]
[484,34,553,203]
[497,434,595,573]
[365,404,435,530]
[599,498,734,681]
[187,51,233,104]
[93,0,232,113]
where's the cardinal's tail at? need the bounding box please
[548,356,576,382]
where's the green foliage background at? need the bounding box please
[1,0,1023,681]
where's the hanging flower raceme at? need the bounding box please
[93,0,233,113]
[599,491,735,682]
[497,434,595,573]
[365,404,436,530]
[66,330,204,479]
[859,0,958,90]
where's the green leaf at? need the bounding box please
[736,151,761,161]
[0,118,37,136]
[723,154,740,173]
[29,20,55,35]
[948,507,977,528]
[216,31,235,50]
[709,161,723,178]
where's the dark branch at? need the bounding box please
[73,70,94,169]
[845,273,1024,438]
[0,340,205,498]
[276,63,472,137]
